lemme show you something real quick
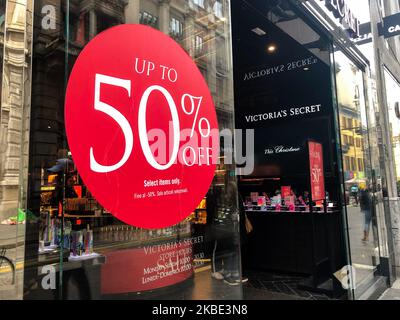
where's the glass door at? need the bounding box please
[333,50,382,299]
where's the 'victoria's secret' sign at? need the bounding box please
[233,8,335,178]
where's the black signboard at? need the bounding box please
[232,1,336,179]
[352,22,372,45]
[379,12,400,39]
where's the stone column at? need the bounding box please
[158,0,171,34]
[125,0,140,24]
[206,23,217,98]
[89,9,97,40]
[183,10,195,58]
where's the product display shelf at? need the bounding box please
[245,205,339,214]
[37,247,70,266]
[36,252,106,274]
[64,214,109,218]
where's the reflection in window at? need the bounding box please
[170,17,183,38]
[25,0,239,300]
[213,1,223,18]
[139,11,158,28]
[335,50,381,291]
[97,13,119,34]
[193,0,205,8]
[194,35,204,55]
[385,69,400,194]
[62,11,78,42]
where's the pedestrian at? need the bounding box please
[359,186,372,242]
[351,185,359,205]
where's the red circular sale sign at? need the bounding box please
[65,25,219,229]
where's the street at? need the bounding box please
[0,224,25,299]
[346,203,379,291]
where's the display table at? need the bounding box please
[245,210,345,275]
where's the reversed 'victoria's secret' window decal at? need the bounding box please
[65,24,219,229]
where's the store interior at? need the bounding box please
[231,0,348,298]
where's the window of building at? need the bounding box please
[357,158,364,171]
[199,67,207,80]
[356,138,362,148]
[62,11,78,42]
[341,116,346,128]
[193,0,205,8]
[170,17,183,37]
[351,158,356,171]
[194,35,204,54]
[347,118,353,129]
[384,69,400,194]
[345,156,351,170]
[213,1,223,18]
[97,13,119,34]
[139,11,158,28]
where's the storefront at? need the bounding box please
[0,0,243,300]
[0,0,396,301]
[232,0,390,299]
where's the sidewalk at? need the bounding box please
[0,224,25,300]
[379,281,400,300]
[0,224,25,249]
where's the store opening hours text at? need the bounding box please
[141,238,203,285]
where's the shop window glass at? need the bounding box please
[22,0,240,301]
[335,50,381,299]
[0,0,33,299]
[384,69,400,196]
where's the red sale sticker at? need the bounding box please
[308,141,325,202]
[65,25,219,228]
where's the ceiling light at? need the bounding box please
[303,67,310,71]
[267,44,277,53]
[252,27,266,36]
